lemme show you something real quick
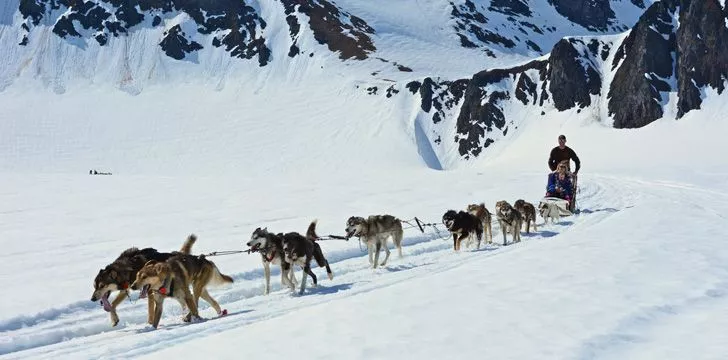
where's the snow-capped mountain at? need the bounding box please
[385,0,728,166]
[2,2,728,359]
[0,0,726,171]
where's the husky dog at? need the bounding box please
[345,215,403,268]
[466,203,493,244]
[495,201,523,245]
[513,199,538,233]
[281,221,334,295]
[91,235,196,327]
[247,227,297,295]
[442,210,484,251]
[130,251,233,328]
[538,201,562,224]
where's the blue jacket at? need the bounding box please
[547,172,573,197]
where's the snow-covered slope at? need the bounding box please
[1,1,728,359]
[0,0,652,93]
[1,93,727,359]
[380,0,728,168]
[2,0,725,173]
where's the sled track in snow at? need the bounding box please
[0,178,629,359]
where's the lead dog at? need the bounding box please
[130,251,233,328]
[91,235,195,326]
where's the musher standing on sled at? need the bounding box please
[547,134,581,211]
[548,134,580,174]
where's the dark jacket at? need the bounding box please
[548,146,580,172]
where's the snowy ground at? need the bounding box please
[1,87,727,358]
[1,2,727,356]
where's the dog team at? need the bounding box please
[91,198,559,329]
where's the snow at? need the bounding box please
[0,85,727,358]
[1,1,728,359]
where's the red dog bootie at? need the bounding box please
[219,309,228,316]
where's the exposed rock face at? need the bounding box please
[488,0,532,17]
[280,0,376,60]
[160,25,203,61]
[548,39,601,111]
[416,61,548,158]
[548,0,616,31]
[18,0,271,65]
[676,0,728,117]
[608,0,677,128]
[387,0,728,165]
[451,0,515,56]
[418,77,469,126]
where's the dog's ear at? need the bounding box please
[143,260,158,268]
[152,262,170,276]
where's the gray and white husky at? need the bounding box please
[345,215,403,268]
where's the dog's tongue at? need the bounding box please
[139,284,150,299]
[100,293,112,312]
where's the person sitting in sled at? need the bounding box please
[546,161,573,202]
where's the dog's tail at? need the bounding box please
[208,263,234,287]
[394,222,404,258]
[306,220,319,241]
[180,234,197,254]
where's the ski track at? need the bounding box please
[0,176,650,359]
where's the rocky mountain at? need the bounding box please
[381,0,727,163]
[1,0,726,168]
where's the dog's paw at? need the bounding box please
[218,309,228,316]
[110,314,120,327]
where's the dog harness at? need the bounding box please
[158,277,174,297]
[262,249,276,262]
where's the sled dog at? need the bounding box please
[130,251,233,328]
[247,227,298,295]
[345,215,404,268]
[91,235,196,327]
[495,201,523,245]
[281,220,334,295]
[466,203,493,244]
[442,210,484,251]
[514,199,538,233]
[538,200,562,224]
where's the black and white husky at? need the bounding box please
[247,227,297,295]
[281,220,334,295]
